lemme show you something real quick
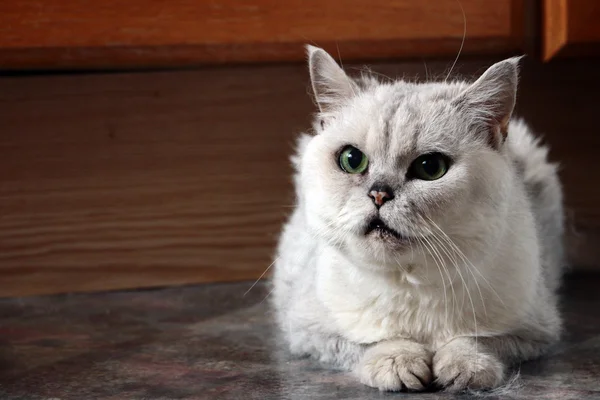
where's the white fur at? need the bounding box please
[273,47,564,392]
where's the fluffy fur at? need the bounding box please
[272,46,565,392]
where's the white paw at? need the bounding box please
[433,337,505,392]
[356,340,432,392]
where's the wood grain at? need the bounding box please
[0,0,524,70]
[0,67,306,297]
[543,0,600,60]
[2,58,600,297]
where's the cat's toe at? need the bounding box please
[433,338,505,392]
[356,340,432,392]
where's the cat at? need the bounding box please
[272,45,565,392]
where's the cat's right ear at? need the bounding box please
[307,45,357,116]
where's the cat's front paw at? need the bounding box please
[433,337,505,392]
[356,340,432,392]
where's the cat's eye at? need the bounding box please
[409,153,450,181]
[339,146,369,174]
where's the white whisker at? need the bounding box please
[426,215,506,310]
[446,0,467,82]
[421,216,479,358]
[244,257,279,297]
[421,233,455,326]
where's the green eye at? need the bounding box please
[410,153,450,181]
[339,146,369,174]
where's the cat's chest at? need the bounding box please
[316,261,459,346]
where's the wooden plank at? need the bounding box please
[1,58,600,297]
[0,66,306,297]
[0,0,524,70]
[543,0,600,60]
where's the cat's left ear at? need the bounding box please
[454,56,523,148]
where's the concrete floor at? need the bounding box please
[1,275,599,399]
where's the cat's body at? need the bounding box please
[273,47,564,392]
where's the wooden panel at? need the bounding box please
[2,58,600,297]
[0,0,524,70]
[543,0,600,60]
[0,67,305,297]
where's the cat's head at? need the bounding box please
[298,46,522,273]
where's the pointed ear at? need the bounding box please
[454,56,522,147]
[307,45,356,115]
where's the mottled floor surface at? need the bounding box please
[1,275,599,400]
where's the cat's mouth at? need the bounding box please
[364,218,410,242]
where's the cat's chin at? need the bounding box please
[364,218,413,247]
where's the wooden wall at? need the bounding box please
[0,0,523,70]
[543,0,600,60]
[1,57,599,297]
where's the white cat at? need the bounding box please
[272,46,565,392]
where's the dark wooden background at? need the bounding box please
[1,57,599,297]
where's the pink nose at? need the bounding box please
[368,183,394,208]
[369,190,392,207]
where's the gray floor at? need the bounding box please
[0,274,599,399]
